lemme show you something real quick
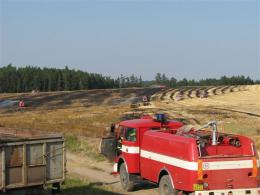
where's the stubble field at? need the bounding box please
[0,85,259,194]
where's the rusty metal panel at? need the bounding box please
[26,144,45,185]
[0,148,2,187]
[46,142,63,180]
[5,146,23,167]
[5,145,23,186]
[6,167,22,185]
[0,133,64,191]
[26,144,44,165]
[1,147,5,190]
[27,166,45,184]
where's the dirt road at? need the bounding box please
[67,152,158,195]
[66,85,260,194]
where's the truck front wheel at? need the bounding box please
[159,175,178,195]
[119,163,135,191]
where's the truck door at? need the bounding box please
[121,127,140,173]
[100,137,116,161]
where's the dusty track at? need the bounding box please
[67,152,158,195]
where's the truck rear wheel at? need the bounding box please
[119,163,135,191]
[159,175,178,195]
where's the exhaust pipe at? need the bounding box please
[212,122,218,146]
[197,121,218,146]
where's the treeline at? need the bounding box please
[0,65,142,93]
[0,65,258,93]
[152,73,259,87]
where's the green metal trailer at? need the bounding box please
[0,128,65,193]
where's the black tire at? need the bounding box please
[159,175,178,195]
[119,163,135,191]
[52,182,61,194]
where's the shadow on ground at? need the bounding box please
[2,182,123,195]
[134,181,158,192]
[59,182,123,195]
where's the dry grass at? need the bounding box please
[66,134,106,161]
[0,88,153,137]
[0,86,259,194]
[0,104,128,137]
[0,85,259,145]
[152,85,260,148]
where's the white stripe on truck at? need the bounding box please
[204,160,253,170]
[141,149,198,170]
[121,145,140,154]
[140,149,258,171]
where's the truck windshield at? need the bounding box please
[119,126,124,137]
[125,127,137,142]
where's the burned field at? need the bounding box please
[0,85,259,194]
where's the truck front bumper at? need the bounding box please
[113,163,118,173]
[195,188,260,195]
[110,163,119,175]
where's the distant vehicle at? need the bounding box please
[142,96,150,106]
[101,114,260,195]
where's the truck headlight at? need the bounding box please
[203,182,209,189]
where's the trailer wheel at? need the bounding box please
[159,175,178,195]
[52,182,61,194]
[119,163,135,191]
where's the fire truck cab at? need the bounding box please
[101,114,260,195]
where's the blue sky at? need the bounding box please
[0,0,259,80]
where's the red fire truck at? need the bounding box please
[101,114,260,195]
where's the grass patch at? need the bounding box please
[66,134,106,162]
[221,122,257,136]
[8,177,120,195]
[60,177,120,195]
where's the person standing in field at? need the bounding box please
[18,99,25,112]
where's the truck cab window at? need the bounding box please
[125,128,136,142]
[117,126,125,151]
[119,126,125,138]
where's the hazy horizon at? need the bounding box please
[1,0,259,80]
